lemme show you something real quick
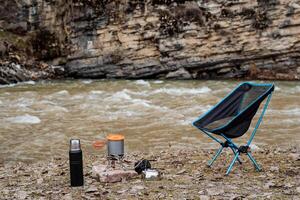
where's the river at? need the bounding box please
[0,80,299,164]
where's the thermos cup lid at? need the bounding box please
[92,140,106,149]
[107,134,124,141]
[70,139,81,151]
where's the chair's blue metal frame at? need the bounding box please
[192,82,274,175]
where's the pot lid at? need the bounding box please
[107,134,124,141]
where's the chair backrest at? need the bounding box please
[193,82,274,138]
[238,85,273,111]
[215,83,274,138]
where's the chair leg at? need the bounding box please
[229,147,242,164]
[208,146,224,167]
[226,152,239,175]
[247,152,261,171]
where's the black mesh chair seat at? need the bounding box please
[204,116,234,130]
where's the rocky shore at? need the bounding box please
[0,61,64,84]
[1,0,300,83]
[1,145,299,199]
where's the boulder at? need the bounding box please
[166,68,192,79]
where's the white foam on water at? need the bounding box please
[21,99,68,113]
[14,97,34,108]
[78,103,90,110]
[275,86,281,91]
[181,136,199,141]
[178,115,201,125]
[45,105,69,113]
[281,118,300,124]
[151,86,212,96]
[106,91,132,101]
[182,105,212,114]
[122,111,140,117]
[131,98,169,111]
[0,81,36,88]
[39,100,56,105]
[135,80,151,87]
[267,118,299,126]
[71,94,85,100]
[131,98,151,106]
[269,108,300,116]
[291,86,300,93]
[278,85,300,94]
[90,90,104,95]
[212,87,232,95]
[153,80,164,84]
[111,110,142,118]
[82,79,93,84]
[45,90,70,100]
[177,119,192,126]
[111,96,168,112]
[55,90,69,95]
[23,81,36,85]
[177,105,216,125]
[88,90,105,100]
[47,90,70,98]
[102,90,169,112]
[121,89,148,97]
[0,83,17,88]
[6,114,41,124]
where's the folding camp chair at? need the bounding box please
[192,82,274,175]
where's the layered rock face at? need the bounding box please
[1,0,300,80]
[0,0,71,56]
[66,0,300,79]
[0,0,70,83]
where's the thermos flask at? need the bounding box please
[69,139,84,187]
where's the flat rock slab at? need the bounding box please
[92,164,138,183]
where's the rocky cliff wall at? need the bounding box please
[1,0,300,81]
[0,0,70,83]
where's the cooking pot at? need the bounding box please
[106,134,124,159]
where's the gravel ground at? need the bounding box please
[0,145,299,200]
